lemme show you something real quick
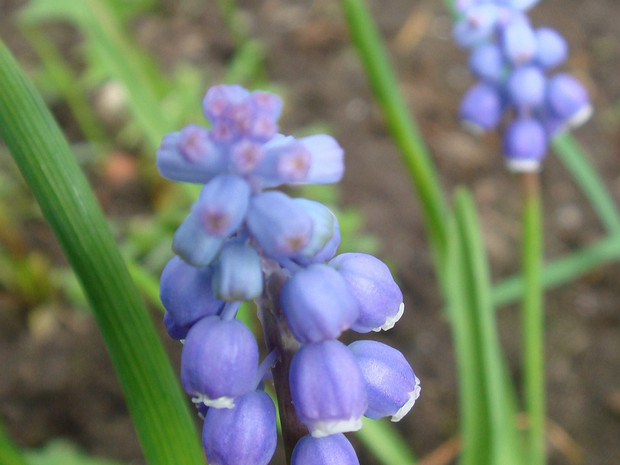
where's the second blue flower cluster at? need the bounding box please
[157,85,420,465]
[453,0,591,171]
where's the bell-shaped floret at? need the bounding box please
[452,4,500,49]
[212,242,263,301]
[163,311,189,341]
[246,191,313,258]
[502,118,547,172]
[181,317,258,408]
[293,199,341,266]
[281,264,358,343]
[459,82,503,133]
[535,28,568,70]
[172,213,224,267]
[502,18,537,65]
[202,390,277,465]
[202,84,251,122]
[507,65,546,111]
[289,341,367,437]
[230,140,265,175]
[192,174,251,238]
[469,43,506,83]
[291,434,360,465]
[348,340,421,422]
[255,136,312,186]
[546,74,592,128]
[328,253,403,333]
[298,135,345,184]
[160,256,225,327]
[156,125,225,183]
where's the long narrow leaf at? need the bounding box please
[552,134,620,236]
[355,418,417,465]
[0,40,205,465]
[492,234,620,307]
[445,212,490,465]
[453,189,523,465]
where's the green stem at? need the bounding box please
[341,0,449,274]
[521,173,545,465]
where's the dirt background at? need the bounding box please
[1,0,619,464]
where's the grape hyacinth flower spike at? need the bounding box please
[157,84,420,463]
[452,0,592,172]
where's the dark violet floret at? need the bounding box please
[349,340,420,422]
[202,390,277,465]
[328,253,404,333]
[459,81,503,133]
[502,117,548,172]
[289,340,367,437]
[280,264,359,344]
[291,434,360,465]
[181,317,258,408]
[160,256,224,327]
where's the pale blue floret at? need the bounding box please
[298,135,345,184]
[289,340,367,437]
[172,213,224,267]
[202,390,277,465]
[212,242,263,301]
[453,4,500,48]
[160,256,225,327]
[501,17,537,64]
[328,253,404,333]
[546,73,592,127]
[181,317,259,408]
[459,81,503,133]
[291,434,360,465]
[535,27,567,69]
[469,42,507,83]
[192,174,251,238]
[156,125,225,184]
[292,198,341,266]
[349,340,421,422]
[280,264,359,344]
[502,118,547,172]
[246,191,313,259]
[507,65,546,110]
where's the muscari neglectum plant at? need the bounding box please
[157,84,420,465]
[2,0,617,465]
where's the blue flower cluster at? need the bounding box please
[157,84,420,465]
[453,0,592,171]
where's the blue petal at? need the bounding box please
[172,213,224,267]
[298,135,344,184]
[212,242,263,301]
[349,340,420,422]
[281,264,358,343]
[160,256,225,327]
[289,340,367,437]
[202,390,277,465]
[293,198,341,265]
[181,317,258,406]
[246,191,313,258]
[192,174,251,238]
[291,434,360,465]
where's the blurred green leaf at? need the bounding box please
[23,440,125,465]
[0,40,204,465]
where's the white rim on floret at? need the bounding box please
[391,376,422,422]
[192,394,235,409]
[310,417,364,438]
[372,302,405,332]
[567,104,593,129]
[505,159,541,173]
